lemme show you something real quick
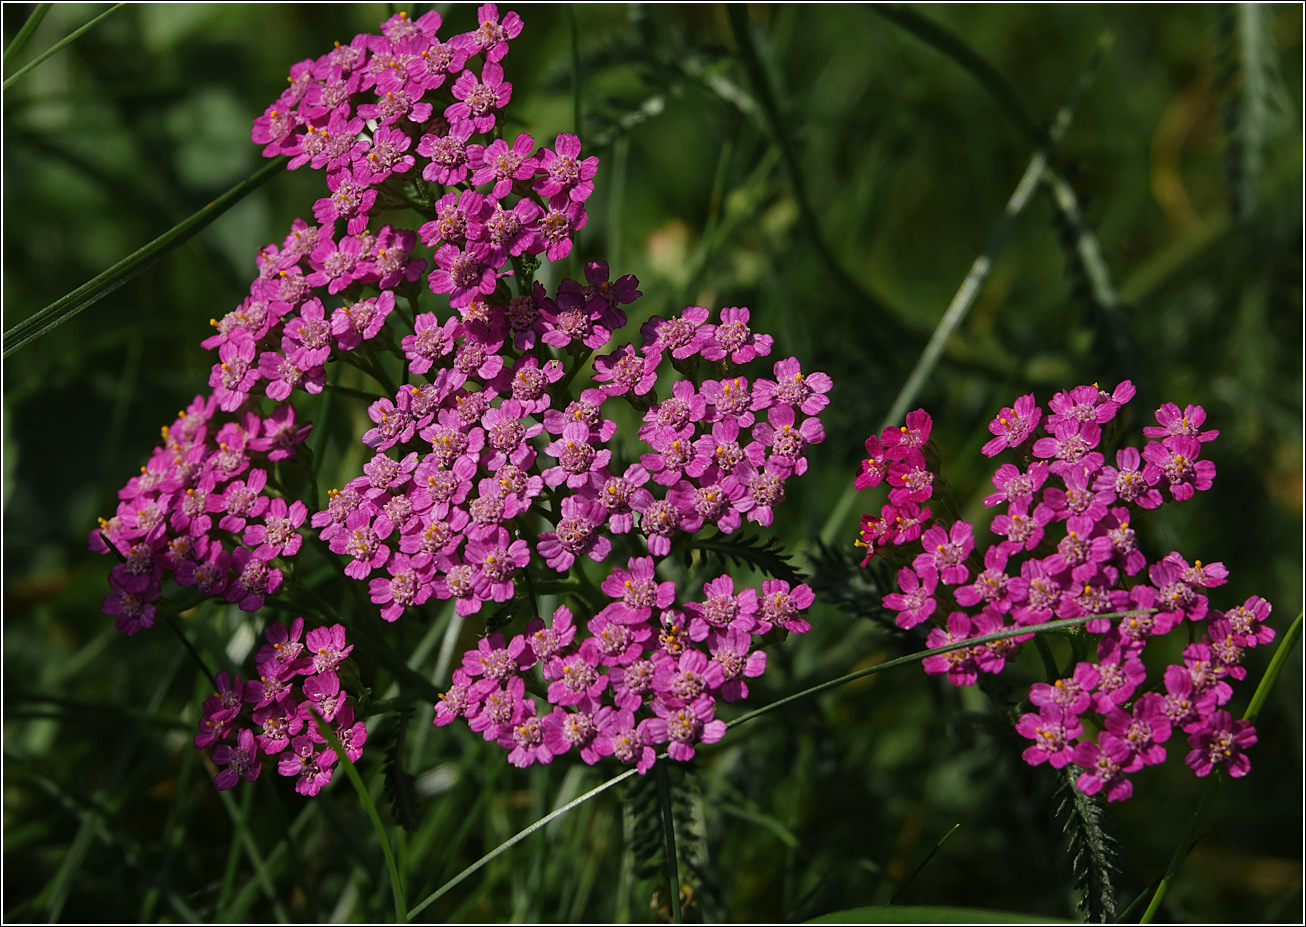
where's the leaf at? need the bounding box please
[382,706,421,834]
[806,539,896,628]
[682,529,804,586]
[1057,765,1119,923]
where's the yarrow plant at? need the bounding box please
[854,384,1274,802]
[91,5,828,790]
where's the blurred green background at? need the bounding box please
[4,3,1301,922]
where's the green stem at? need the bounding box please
[654,762,683,924]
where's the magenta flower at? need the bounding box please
[1016,706,1083,768]
[209,330,261,412]
[700,306,773,364]
[406,35,473,93]
[434,669,490,728]
[982,394,1042,457]
[332,291,394,351]
[1091,446,1162,509]
[532,200,587,262]
[536,496,611,572]
[470,3,523,61]
[226,546,283,612]
[428,242,498,310]
[542,699,612,765]
[524,606,579,671]
[655,695,727,762]
[547,650,608,706]
[212,728,262,790]
[641,305,710,361]
[1103,693,1172,767]
[467,527,530,603]
[418,121,475,185]
[1073,736,1136,803]
[1185,710,1256,778]
[533,132,599,203]
[305,623,354,677]
[598,557,676,625]
[543,421,611,489]
[593,344,658,398]
[1144,402,1219,443]
[446,60,512,134]
[913,521,975,586]
[468,133,539,197]
[278,734,337,796]
[600,709,666,774]
[1029,661,1100,717]
[244,497,307,561]
[1142,435,1216,501]
[884,566,938,629]
[757,579,814,634]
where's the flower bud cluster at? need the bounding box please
[436,561,815,772]
[854,383,1273,800]
[196,618,366,795]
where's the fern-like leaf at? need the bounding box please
[1057,766,1118,923]
[680,530,803,586]
[382,705,420,833]
[622,763,723,922]
[806,539,896,628]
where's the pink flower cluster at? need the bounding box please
[325,283,832,623]
[435,561,814,772]
[854,384,1273,801]
[90,396,312,634]
[252,4,594,292]
[196,618,367,796]
[94,6,832,788]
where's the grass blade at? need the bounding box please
[726,4,916,355]
[2,2,52,70]
[2,3,126,92]
[408,765,639,919]
[2,156,286,359]
[1139,611,1302,923]
[311,713,408,922]
[727,611,1124,731]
